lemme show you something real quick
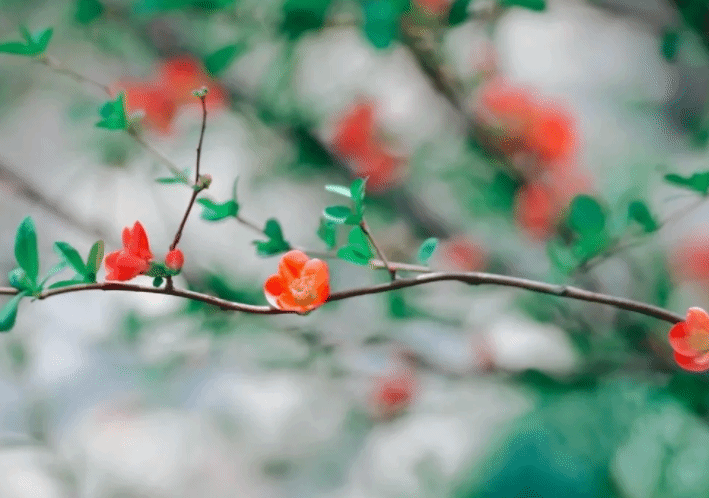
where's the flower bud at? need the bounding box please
[165,249,184,271]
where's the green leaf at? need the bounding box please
[664,171,709,195]
[628,201,659,233]
[337,246,372,266]
[485,171,521,212]
[197,198,239,221]
[500,0,545,11]
[325,184,352,198]
[323,205,352,224]
[568,195,606,234]
[417,237,438,264]
[0,26,53,56]
[204,43,246,76]
[39,261,69,287]
[317,218,337,250]
[448,0,471,25]
[144,261,179,278]
[253,219,291,257]
[546,240,578,274]
[0,292,26,332]
[86,240,104,277]
[53,241,87,276]
[153,276,164,287]
[96,92,128,130]
[15,217,39,283]
[75,0,104,24]
[48,279,85,289]
[8,268,34,292]
[362,0,400,49]
[280,0,333,39]
[661,29,680,62]
[156,168,190,184]
[350,178,367,204]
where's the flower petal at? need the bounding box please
[668,322,697,356]
[126,221,152,261]
[278,250,309,283]
[264,274,286,308]
[105,249,149,281]
[674,351,709,372]
[686,307,709,334]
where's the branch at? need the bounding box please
[360,219,396,280]
[0,269,683,324]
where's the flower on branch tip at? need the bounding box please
[668,307,709,372]
[105,221,153,281]
[264,250,329,313]
[165,249,184,272]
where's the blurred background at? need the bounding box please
[2,0,709,496]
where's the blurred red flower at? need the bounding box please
[439,237,487,271]
[671,233,709,281]
[370,367,417,420]
[332,102,376,158]
[528,105,576,164]
[668,307,709,372]
[119,55,227,134]
[514,182,558,240]
[105,221,153,281]
[264,250,329,313]
[413,0,450,16]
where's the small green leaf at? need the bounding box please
[323,205,352,224]
[153,276,164,287]
[0,26,53,56]
[448,0,471,25]
[568,195,606,234]
[664,172,709,195]
[8,268,34,292]
[156,168,190,184]
[0,292,26,332]
[350,178,367,203]
[75,0,104,24]
[253,218,291,257]
[628,201,659,233]
[96,92,128,130]
[337,246,372,266]
[661,29,680,62]
[54,241,87,276]
[204,43,246,76]
[347,225,370,249]
[417,237,438,264]
[39,261,69,287]
[500,0,545,11]
[197,198,239,221]
[317,218,337,250]
[86,240,104,277]
[362,0,400,49]
[280,0,333,39]
[325,185,352,198]
[144,261,179,278]
[48,279,85,289]
[15,217,39,283]
[546,240,578,274]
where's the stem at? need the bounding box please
[38,55,111,95]
[170,188,201,251]
[128,130,191,185]
[194,95,207,183]
[0,269,683,323]
[360,219,396,280]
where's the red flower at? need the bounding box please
[118,56,226,134]
[440,237,487,271]
[514,183,559,240]
[413,0,450,16]
[264,250,329,313]
[165,249,184,271]
[528,105,576,163]
[332,102,376,158]
[671,234,709,282]
[474,80,535,155]
[668,307,709,372]
[355,146,406,193]
[105,221,153,281]
[370,367,417,420]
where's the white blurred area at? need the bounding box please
[0,0,702,495]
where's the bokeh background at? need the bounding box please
[2,0,709,496]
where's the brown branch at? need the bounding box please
[0,269,684,324]
[360,220,396,280]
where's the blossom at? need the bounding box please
[413,0,450,16]
[165,249,184,272]
[528,104,576,163]
[119,56,226,134]
[514,183,558,240]
[332,102,376,158]
[263,250,329,313]
[671,233,709,281]
[668,307,709,372]
[105,221,153,281]
[370,367,417,420]
[439,237,487,271]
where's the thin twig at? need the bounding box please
[0,269,684,324]
[38,55,111,95]
[360,220,396,280]
[194,95,207,183]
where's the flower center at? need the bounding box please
[289,277,317,305]
[687,329,709,353]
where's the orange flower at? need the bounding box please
[439,237,487,271]
[514,183,559,240]
[264,250,329,313]
[528,105,576,164]
[165,249,184,271]
[370,367,417,420]
[105,221,153,281]
[354,146,406,193]
[118,56,226,134]
[332,102,376,158]
[668,307,709,372]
